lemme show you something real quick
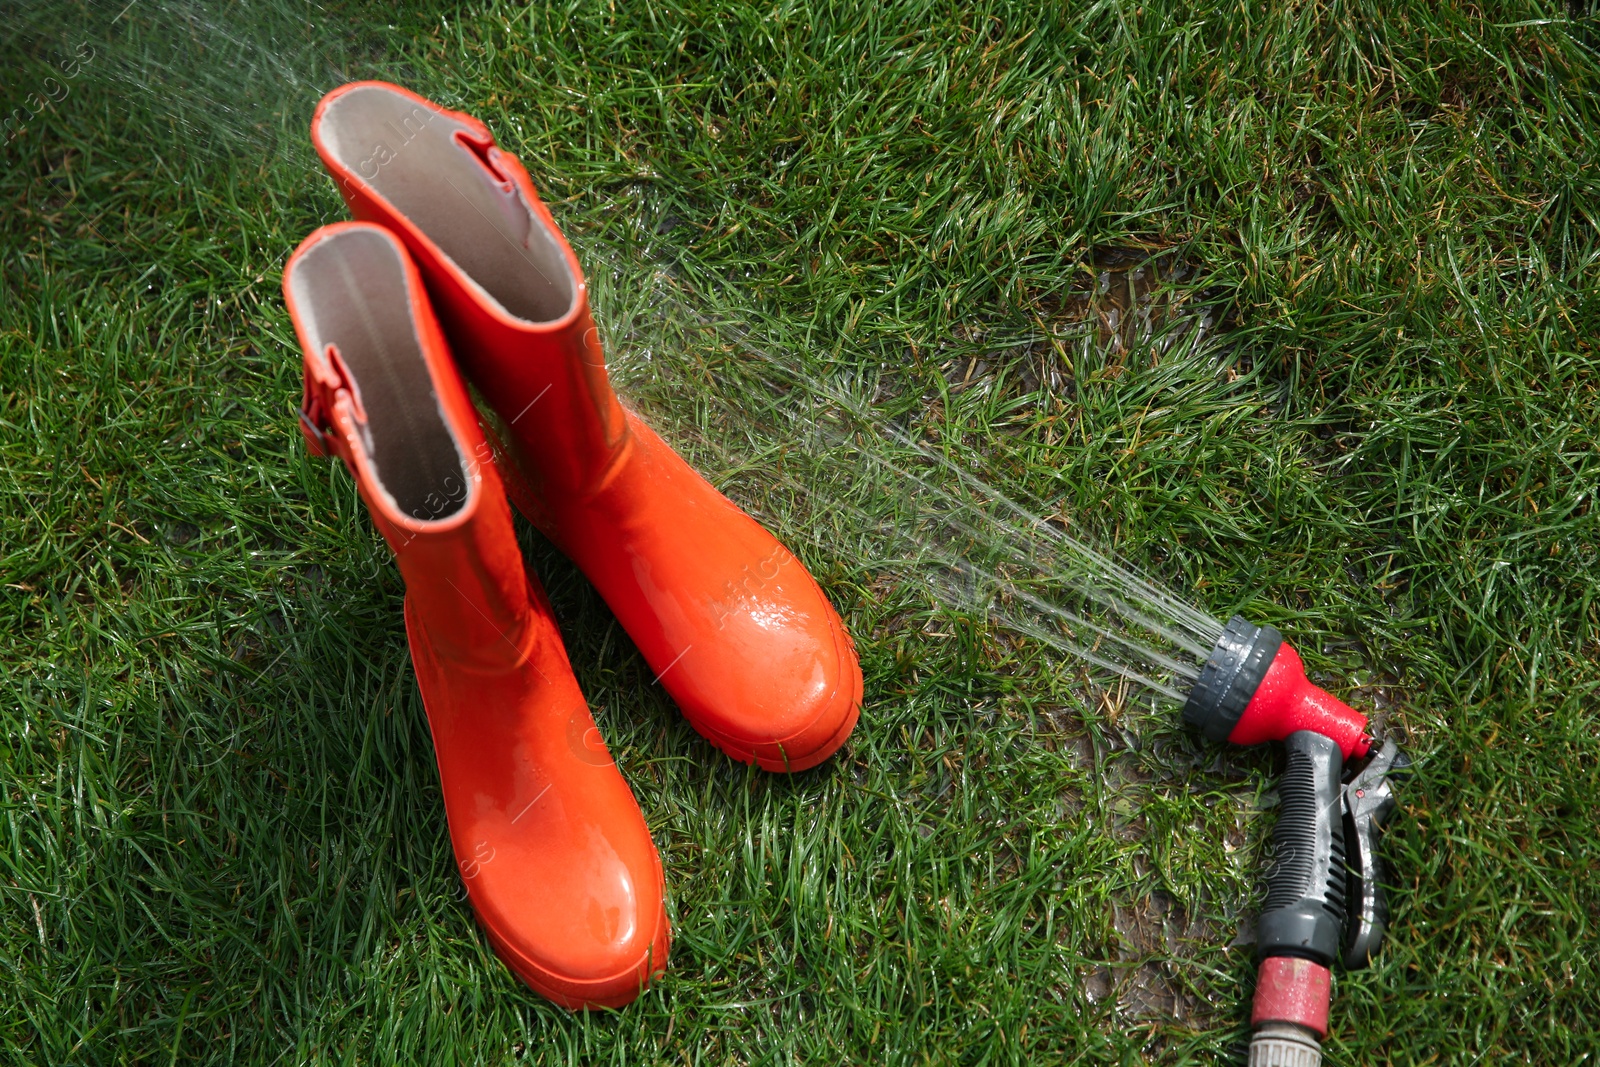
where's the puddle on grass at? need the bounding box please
[1040,683,1250,1032]
[1110,892,1223,1023]
[1058,249,1219,358]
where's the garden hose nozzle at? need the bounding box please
[1184,616,1409,1067]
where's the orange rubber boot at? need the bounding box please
[283,222,668,1008]
[309,82,862,772]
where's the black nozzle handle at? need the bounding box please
[1342,739,1409,968]
[1258,731,1347,966]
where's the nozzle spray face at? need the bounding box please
[1183,616,1283,744]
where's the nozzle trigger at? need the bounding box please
[1341,739,1409,969]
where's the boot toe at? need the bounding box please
[757,609,863,771]
[678,590,864,772]
[466,822,669,1008]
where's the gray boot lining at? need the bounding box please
[315,84,576,325]
[286,227,469,522]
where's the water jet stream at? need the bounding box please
[583,248,1230,706]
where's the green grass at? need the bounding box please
[3,0,1599,1062]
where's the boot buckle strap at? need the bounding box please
[298,374,336,458]
[298,405,332,457]
[299,346,350,460]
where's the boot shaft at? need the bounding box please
[310,81,629,498]
[284,222,536,667]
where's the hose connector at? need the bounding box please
[1247,1022,1323,1067]
[1250,956,1331,1067]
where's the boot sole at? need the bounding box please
[696,693,862,773]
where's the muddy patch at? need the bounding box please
[938,248,1231,398]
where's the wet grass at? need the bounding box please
[2,1,1598,1063]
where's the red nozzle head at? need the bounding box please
[1231,641,1370,757]
[1184,616,1372,759]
